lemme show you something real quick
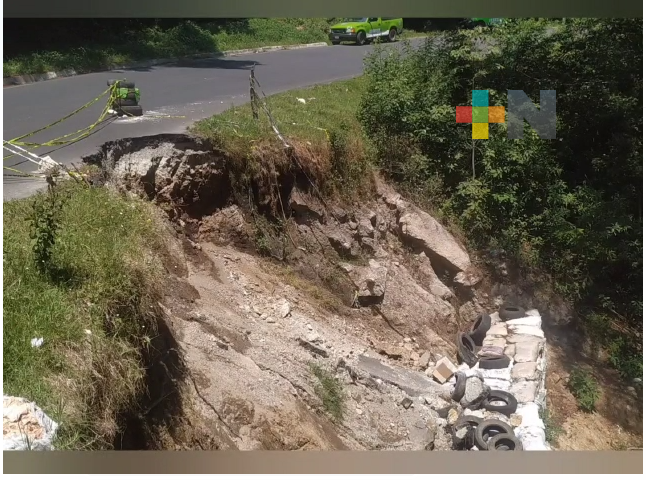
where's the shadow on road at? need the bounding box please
[118,58,262,73]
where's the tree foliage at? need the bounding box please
[359,19,642,378]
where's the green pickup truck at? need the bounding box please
[328,18,404,45]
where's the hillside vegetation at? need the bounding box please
[358,18,642,379]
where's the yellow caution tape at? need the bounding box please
[3,83,186,165]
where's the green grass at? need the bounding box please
[193,76,366,146]
[540,407,564,444]
[3,182,165,449]
[4,19,432,77]
[310,364,345,422]
[192,75,372,198]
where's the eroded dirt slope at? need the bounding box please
[84,134,642,451]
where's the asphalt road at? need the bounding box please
[3,39,425,201]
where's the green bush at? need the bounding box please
[310,364,345,421]
[359,19,642,377]
[568,367,600,412]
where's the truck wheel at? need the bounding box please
[388,28,397,42]
[356,31,367,45]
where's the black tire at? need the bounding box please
[482,390,518,416]
[452,415,482,450]
[451,371,467,401]
[331,41,340,45]
[107,80,135,88]
[388,27,397,42]
[119,105,143,117]
[479,355,511,370]
[114,99,138,107]
[499,304,526,321]
[487,433,524,451]
[356,31,367,45]
[456,333,478,367]
[469,313,491,346]
[474,419,514,450]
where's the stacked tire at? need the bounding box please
[107,79,143,117]
[449,305,528,451]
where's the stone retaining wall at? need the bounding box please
[459,308,550,451]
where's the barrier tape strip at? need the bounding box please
[3,82,188,179]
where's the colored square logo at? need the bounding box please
[472,123,489,140]
[472,90,489,107]
[489,106,505,123]
[472,107,489,124]
[456,106,472,123]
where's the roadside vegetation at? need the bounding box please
[3,181,165,448]
[3,18,428,77]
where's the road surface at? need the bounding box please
[3,39,425,201]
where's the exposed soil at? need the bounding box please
[83,134,643,451]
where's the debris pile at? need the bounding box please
[433,305,550,451]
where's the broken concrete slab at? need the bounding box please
[356,355,439,397]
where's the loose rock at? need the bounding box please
[447,408,460,426]
[418,351,432,369]
[400,397,414,409]
[460,376,490,409]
